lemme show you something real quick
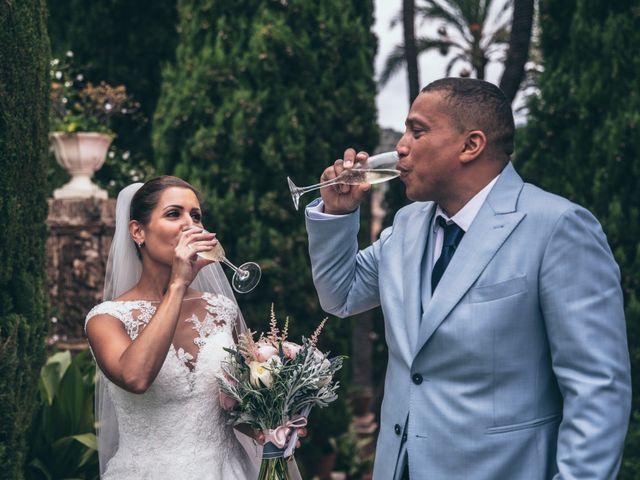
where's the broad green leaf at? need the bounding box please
[69,433,98,450]
[27,458,53,480]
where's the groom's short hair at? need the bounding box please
[422,78,515,158]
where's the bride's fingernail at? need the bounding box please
[344,160,353,168]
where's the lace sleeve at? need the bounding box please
[85,302,121,329]
[84,301,155,340]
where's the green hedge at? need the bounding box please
[0,1,50,477]
[518,1,640,476]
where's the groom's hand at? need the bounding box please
[321,148,371,215]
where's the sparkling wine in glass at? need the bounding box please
[286,151,400,210]
[196,231,261,293]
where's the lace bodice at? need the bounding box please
[85,293,257,479]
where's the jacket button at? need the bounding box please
[394,424,401,435]
[412,373,423,385]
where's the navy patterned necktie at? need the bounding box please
[431,216,465,293]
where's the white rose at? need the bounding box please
[249,361,274,388]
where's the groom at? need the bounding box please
[304,78,631,479]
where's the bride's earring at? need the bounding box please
[138,241,144,248]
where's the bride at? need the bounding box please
[85,176,260,479]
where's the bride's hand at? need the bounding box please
[256,427,307,449]
[169,227,217,288]
[235,425,307,449]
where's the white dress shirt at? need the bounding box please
[431,174,500,263]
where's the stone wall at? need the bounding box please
[47,197,115,348]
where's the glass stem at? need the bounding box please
[221,257,249,279]
[294,175,346,197]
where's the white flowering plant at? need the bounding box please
[218,306,346,480]
[49,52,139,135]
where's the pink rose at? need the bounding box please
[223,372,238,385]
[219,391,237,411]
[282,341,303,360]
[255,343,279,362]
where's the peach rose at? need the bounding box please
[281,341,303,360]
[255,342,279,362]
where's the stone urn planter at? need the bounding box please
[50,131,112,199]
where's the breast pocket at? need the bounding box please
[468,275,527,303]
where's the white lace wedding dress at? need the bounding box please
[85,292,258,479]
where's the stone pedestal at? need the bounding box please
[46,197,116,348]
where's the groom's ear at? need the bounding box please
[129,220,145,245]
[460,130,487,164]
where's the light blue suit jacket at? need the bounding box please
[305,163,631,479]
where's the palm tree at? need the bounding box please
[499,0,535,103]
[380,0,513,85]
[403,0,421,105]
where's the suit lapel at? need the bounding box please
[400,203,435,361]
[415,163,526,354]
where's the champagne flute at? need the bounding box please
[286,151,400,210]
[195,229,261,293]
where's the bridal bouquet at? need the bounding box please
[218,306,346,480]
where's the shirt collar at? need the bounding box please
[434,174,500,233]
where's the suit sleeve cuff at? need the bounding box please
[305,198,358,220]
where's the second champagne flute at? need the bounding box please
[286,151,400,210]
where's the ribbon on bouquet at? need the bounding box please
[261,405,312,460]
[264,415,308,449]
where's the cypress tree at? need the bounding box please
[518,1,640,476]
[153,0,378,468]
[0,1,50,476]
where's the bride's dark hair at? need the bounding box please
[130,176,203,225]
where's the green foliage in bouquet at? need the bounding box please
[26,350,98,480]
[517,0,640,476]
[0,0,50,476]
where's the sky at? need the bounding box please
[373,0,510,131]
